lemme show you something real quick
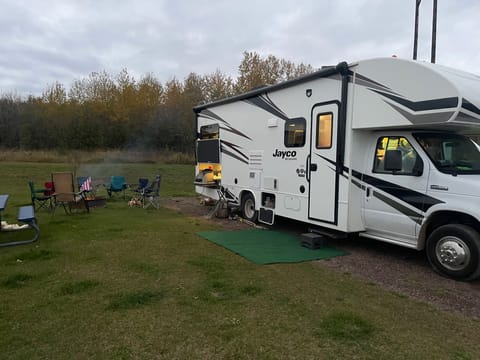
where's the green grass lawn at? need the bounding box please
[0,161,479,359]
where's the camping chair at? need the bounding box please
[140,175,161,209]
[51,172,89,215]
[106,176,127,199]
[77,176,95,198]
[131,178,149,198]
[28,181,53,211]
[128,178,149,207]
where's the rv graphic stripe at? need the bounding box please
[387,104,454,124]
[455,112,480,124]
[199,110,252,141]
[353,172,444,212]
[244,94,290,121]
[351,72,403,96]
[220,140,249,161]
[462,99,480,117]
[372,191,423,224]
[199,109,225,123]
[221,148,249,165]
[371,90,459,112]
[316,154,349,177]
[219,126,252,140]
[349,169,439,223]
[319,161,440,221]
[351,178,365,190]
[313,154,346,179]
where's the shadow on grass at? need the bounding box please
[239,284,262,296]
[110,346,134,360]
[188,255,263,304]
[127,261,162,277]
[12,249,59,263]
[1,273,33,289]
[187,255,226,276]
[317,310,376,342]
[107,290,165,311]
[58,280,101,296]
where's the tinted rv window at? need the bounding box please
[284,118,306,147]
[373,136,422,175]
[316,113,333,149]
[200,124,219,139]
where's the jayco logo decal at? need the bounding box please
[272,149,297,160]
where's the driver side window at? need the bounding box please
[373,136,422,175]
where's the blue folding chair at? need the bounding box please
[106,176,127,199]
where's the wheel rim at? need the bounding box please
[243,198,255,219]
[435,236,471,271]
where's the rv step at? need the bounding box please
[301,233,327,249]
[307,227,347,240]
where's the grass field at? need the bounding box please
[0,161,479,359]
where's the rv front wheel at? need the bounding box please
[241,193,257,222]
[426,224,480,281]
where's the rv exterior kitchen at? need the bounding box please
[193,57,480,281]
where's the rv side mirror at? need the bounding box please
[412,158,424,176]
[384,150,402,172]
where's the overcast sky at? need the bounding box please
[0,0,478,97]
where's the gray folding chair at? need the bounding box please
[141,175,161,209]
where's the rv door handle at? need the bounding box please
[310,163,317,171]
[366,187,372,198]
[306,155,311,182]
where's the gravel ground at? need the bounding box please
[161,196,480,319]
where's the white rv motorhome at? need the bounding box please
[193,57,480,281]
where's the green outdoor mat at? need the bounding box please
[196,229,346,264]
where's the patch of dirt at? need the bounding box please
[161,196,480,319]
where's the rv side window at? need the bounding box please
[316,113,333,149]
[284,118,306,147]
[373,136,422,175]
[200,124,219,139]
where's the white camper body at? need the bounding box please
[194,57,480,280]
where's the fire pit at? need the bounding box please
[85,196,106,208]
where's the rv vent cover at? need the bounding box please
[249,151,264,169]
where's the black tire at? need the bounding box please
[426,224,480,281]
[241,193,257,222]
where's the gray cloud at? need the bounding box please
[0,0,478,97]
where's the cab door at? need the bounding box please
[362,134,428,244]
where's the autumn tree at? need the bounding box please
[204,70,235,102]
[0,93,21,148]
[235,51,315,93]
[0,52,313,153]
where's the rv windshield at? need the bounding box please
[414,133,480,175]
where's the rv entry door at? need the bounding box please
[308,102,339,224]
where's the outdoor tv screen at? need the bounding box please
[197,139,220,163]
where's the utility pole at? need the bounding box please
[413,0,421,60]
[431,0,438,63]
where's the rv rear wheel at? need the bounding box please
[426,224,480,281]
[241,193,257,223]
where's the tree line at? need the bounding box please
[0,52,314,153]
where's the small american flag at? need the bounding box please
[80,177,92,192]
